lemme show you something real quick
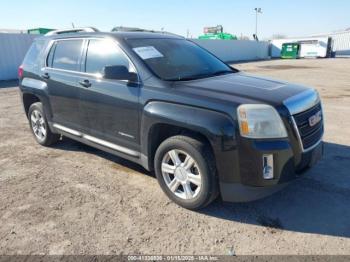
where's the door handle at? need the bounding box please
[79,79,91,88]
[41,72,50,79]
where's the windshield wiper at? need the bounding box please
[211,70,234,76]
[166,70,234,81]
[166,73,211,81]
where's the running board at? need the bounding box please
[53,123,140,157]
[53,123,82,137]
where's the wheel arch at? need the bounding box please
[146,123,214,171]
[141,101,238,183]
[22,93,41,118]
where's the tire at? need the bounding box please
[28,102,60,146]
[154,135,218,210]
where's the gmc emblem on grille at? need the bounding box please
[309,111,322,127]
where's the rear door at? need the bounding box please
[43,38,86,132]
[79,38,141,154]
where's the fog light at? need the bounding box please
[263,154,274,180]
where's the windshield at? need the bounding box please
[126,38,237,81]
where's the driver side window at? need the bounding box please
[85,39,133,75]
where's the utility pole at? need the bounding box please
[254,8,262,40]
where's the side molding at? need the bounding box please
[53,123,140,157]
[53,123,82,137]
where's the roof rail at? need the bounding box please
[45,27,99,36]
[111,26,147,32]
[111,26,183,38]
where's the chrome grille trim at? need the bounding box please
[290,115,323,152]
[283,89,320,115]
[283,89,323,152]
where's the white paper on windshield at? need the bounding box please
[133,46,164,60]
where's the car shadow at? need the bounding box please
[200,142,350,238]
[52,138,350,238]
[51,136,152,177]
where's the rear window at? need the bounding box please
[23,40,46,67]
[48,39,83,71]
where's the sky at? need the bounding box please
[0,0,349,39]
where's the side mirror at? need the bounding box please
[103,65,138,82]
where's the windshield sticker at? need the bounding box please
[133,46,164,60]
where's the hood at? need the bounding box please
[173,72,311,107]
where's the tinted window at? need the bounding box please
[127,38,235,81]
[51,40,83,71]
[85,39,132,75]
[23,40,46,67]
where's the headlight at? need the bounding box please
[237,104,287,139]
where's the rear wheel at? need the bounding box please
[154,135,218,210]
[28,102,60,146]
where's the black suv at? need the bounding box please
[19,28,324,209]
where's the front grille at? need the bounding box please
[293,103,323,150]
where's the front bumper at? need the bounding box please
[219,89,324,202]
[220,140,323,202]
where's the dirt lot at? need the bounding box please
[1,58,350,255]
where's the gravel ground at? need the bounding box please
[0,58,350,255]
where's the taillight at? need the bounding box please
[18,65,24,79]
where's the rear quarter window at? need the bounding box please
[22,39,46,67]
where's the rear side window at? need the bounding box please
[85,39,132,74]
[23,40,46,67]
[49,39,83,71]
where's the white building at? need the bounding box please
[270,37,330,58]
[312,30,350,57]
[271,29,350,58]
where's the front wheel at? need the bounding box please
[154,135,218,210]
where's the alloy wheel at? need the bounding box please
[161,149,202,200]
[30,110,47,141]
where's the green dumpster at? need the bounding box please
[27,28,55,35]
[198,32,237,40]
[281,43,300,59]
[198,25,237,40]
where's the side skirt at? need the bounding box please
[50,123,150,170]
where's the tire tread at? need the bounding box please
[28,102,60,146]
[154,135,219,210]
